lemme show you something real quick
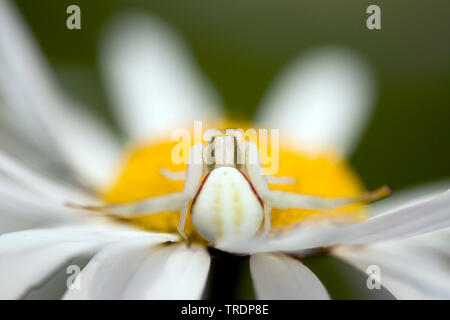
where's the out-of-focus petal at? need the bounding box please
[225,189,450,254]
[0,150,93,203]
[250,253,330,300]
[256,47,375,156]
[0,180,46,233]
[99,12,223,140]
[63,242,210,300]
[39,103,122,189]
[341,189,450,245]
[0,177,84,234]
[333,229,450,299]
[0,226,172,299]
[0,1,121,188]
[226,223,344,254]
[369,179,450,216]
[0,241,93,300]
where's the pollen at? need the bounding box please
[101,122,366,240]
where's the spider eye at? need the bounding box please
[225,129,243,142]
[203,128,222,142]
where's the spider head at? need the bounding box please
[204,128,244,169]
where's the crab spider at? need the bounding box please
[70,129,390,246]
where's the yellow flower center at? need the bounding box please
[102,122,366,242]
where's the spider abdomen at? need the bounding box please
[191,167,263,246]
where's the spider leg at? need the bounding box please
[244,141,390,211]
[66,192,189,217]
[67,144,205,230]
[160,168,186,180]
[265,175,295,185]
[263,203,272,235]
[261,186,391,210]
[177,205,190,241]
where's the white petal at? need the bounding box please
[99,12,223,140]
[0,226,174,299]
[256,47,375,156]
[0,150,93,203]
[225,189,450,254]
[0,240,93,299]
[63,242,210,300]
[122,244,210,300]
[224,223,345,254]
[62,239,161,300]
[40,103,122,189]
[342,189,450,245]
[369,179,450,216]
[0,199,43,235]
[334,229,450,299]
[0,1,121,188]
[0,177,82,232]
[250,253,330,299]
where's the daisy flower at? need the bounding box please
[0,1,449,300]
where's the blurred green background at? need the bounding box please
[14,0,450,191]
[15,0,449,299]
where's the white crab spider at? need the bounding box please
[72,129,389,247]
